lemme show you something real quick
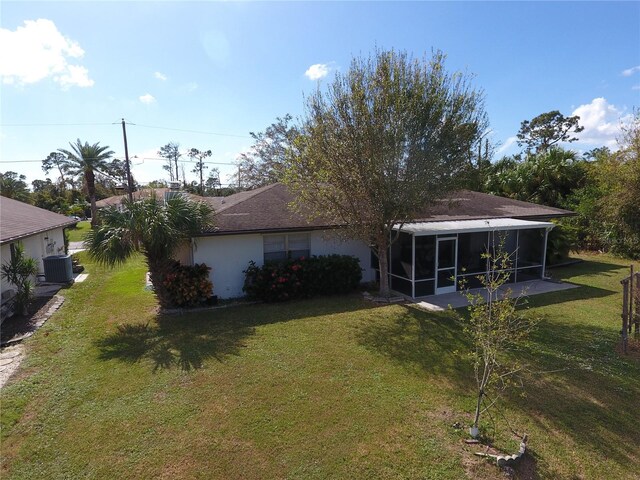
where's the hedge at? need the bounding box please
[243,255,362,302]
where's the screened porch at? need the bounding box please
[382,218,555,298]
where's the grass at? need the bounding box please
[1,252,638,479]
[65,220,91,242]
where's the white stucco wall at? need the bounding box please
[309,230,375,282]
[191,230,374,299]
[0,227,67,293]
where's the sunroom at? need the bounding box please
[385,218,555,298]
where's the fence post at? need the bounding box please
[621,279,629,355]
[630,265,634,334]
[634,272,640,335]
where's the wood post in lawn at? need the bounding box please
[620,264,640,354]
[621,277,629,354]
[633,269,640,335]
[629,265,633,335]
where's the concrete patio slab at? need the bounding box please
[414,279,579,311]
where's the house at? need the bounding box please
[186,184,573,299]
[95,186,207,210]
[0,196,77,300]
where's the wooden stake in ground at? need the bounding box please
[621,276,629,355]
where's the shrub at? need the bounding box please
[1,243,38,315]
[243,255,362,302]
[161,261,213,308]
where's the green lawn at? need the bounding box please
[1,253,638,479]
[65,220,91,242]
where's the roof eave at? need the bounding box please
[0,220,78,245]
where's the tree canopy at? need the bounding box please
[234,114,299,190]
[58,139,114,227]
[84,195,213,306]
[516,110,584,153]
[285,49,488,296]
[0,171,31,202]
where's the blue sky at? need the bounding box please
[1,1,639,187]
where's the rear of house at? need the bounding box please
[188,184,572,300]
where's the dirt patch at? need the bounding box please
[461,440,538,480]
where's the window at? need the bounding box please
[263,233,310,263]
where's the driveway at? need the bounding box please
[69,241,85,254]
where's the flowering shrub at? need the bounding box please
[162,261,213,307]
[243,255,362,302]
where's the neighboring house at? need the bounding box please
[0,196,76,294]
[96,187,206,210]
[187,184,573,299]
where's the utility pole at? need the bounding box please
[121,118,134,202]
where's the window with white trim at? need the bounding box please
[263,233,310,262]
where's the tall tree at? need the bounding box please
[158,142,182,183]
[188,148,212,196]
[285,49,487,296]
[42,152,70,190]
[58,139,114,227]
[205,168,221,196]
[234,114,299,189]
[84,195,212,307]
[517,110,584,153]
[485,148,585,209]
[0,171,31,202]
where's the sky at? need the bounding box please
[1,1,639,188]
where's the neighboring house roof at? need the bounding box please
[200,183,573,236]
[95,188,206,208]
[0,196,77,245]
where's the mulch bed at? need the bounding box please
[1,296,58,346]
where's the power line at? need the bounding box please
[132,123,252,138]
[0,157,238,165]
[0,121,253,139]
[0,122,114,127]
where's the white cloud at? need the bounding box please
[496,136,518,156]
[571,97,632,148]
[0,19,94,88]
[305,63,331,80]
[154,71,167,81]
[632,84,640,91]
[621,65,640,77]
[139,93,156,104]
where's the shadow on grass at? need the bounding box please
[356,302,640,470]
[548,257,627,279]
[514,319,640,469]
[95,294,377,372]
[355,305,473,391]
[523,284,616,310]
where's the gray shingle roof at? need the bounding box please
[200,183,573,236]
[95,188,206,208]
[1,196,77,244]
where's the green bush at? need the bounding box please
[546,220,578,266]
[243,255,362,302]
[161,262,213,308]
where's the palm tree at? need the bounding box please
[84,194,213,307]
[58,139,114,227]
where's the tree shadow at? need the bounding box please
[95,294,378,372]
[548,257,628,280]
[512,319,640,468]
[522,284,616,309]
[355,305,473,391]
[355,302,640,470]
